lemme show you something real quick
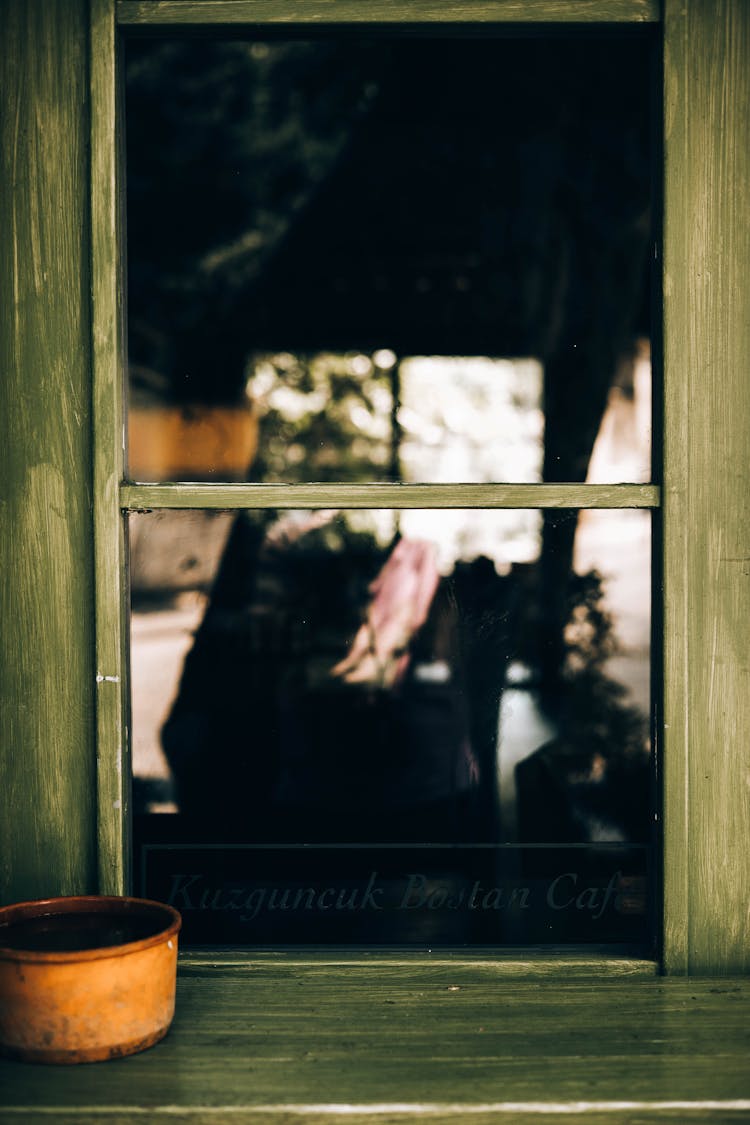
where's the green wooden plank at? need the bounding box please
[661,0,691,979]
[662,0,750,974]
[0,0,97,905]
[1,1111,750,1120]
[117,0,661,28]
[91,0,130,897]
[2,1111,746,1120]
[178,949,658,977]
[0,971,748,1117]
[121,482,661,510]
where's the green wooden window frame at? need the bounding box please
[1,0,748,975]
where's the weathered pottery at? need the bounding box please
[0,895,181,1064]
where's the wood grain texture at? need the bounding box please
[0,0,97,905]
[661,0,691,979]
[4,1114,748,1125]
[121,482,661,510]
[0,966,749,1119]
[91,0,130,896]
[662,0,750,973]
[178,949,658,976]
[117,0,660,28]
[4,0,748,991]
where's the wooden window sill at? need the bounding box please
[2,952,749,1122]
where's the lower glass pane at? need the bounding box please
[130,507,653,947]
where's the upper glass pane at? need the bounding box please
[125,36,654,484]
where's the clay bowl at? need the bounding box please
[0,895,181,1064]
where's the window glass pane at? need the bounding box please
[130,507,653,947]
[126,36,654,485]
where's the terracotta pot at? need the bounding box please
[0,895,181,1064]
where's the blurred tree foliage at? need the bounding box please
[516,564,651,845]
[127,39,385,402]
[244,350,392,482]
[126,36,651,413]
[559,569,648,757]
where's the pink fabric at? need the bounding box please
[332,539,440,688]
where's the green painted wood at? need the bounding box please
[1,968,749,1119]
[4,1112,749,1124]
[661,0,691,979]
[178,949,658,976]
[117,0,661,28]
[91,0,130,897]
[0,0,97,905]
[4,1108,748,1121]
[4,0,748,990]
[662,0,750,974]
[121,482,661,510]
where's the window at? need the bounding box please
[1,0,748,973]
[124,31,657,950]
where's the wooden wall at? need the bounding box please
[0,0,97,904]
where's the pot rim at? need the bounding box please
[0,895,182,964]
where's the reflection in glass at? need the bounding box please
[243,352,545,486]
[126,37,654,484]
[131,508,652,944]
[126,31,657,942]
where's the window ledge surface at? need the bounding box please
[2,952,749,1123]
